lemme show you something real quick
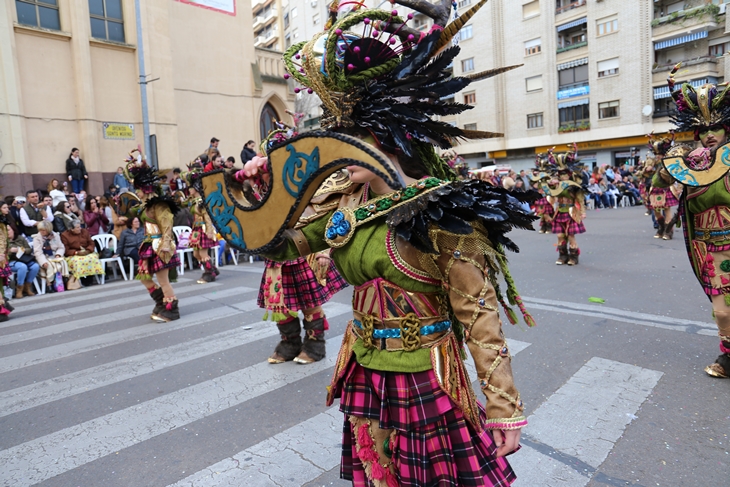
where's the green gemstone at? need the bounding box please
[720,260,730,272]
[376,199,393,211]
[354,208,370,220]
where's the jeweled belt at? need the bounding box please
[694,206,730,243]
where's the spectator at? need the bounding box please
[105,197,127,240]
[580,165,591,189]
[241,140,257,163]
[10,196,26,236]
[210,137,220,150]
[75,191,87,211]
[49,179,68,207]
[67,195,84,222]
[204,153,224,172]
[83,196,109,236]
[53,200,82,233]
[7,225,38,298]
[587,179,610,208]
[65,147,88,194]
[598,179,616,208]
[46,178,60,194]
[191,155,207,170]
[225,156,236,169]
[61,219,103,289]
[118,216,145,265]
[20,190,53,237]
[159,175,171,195]
[513,178,526,192]
[113,166,130,192]
[605,166,616,182]
[502,176,515,191]
[605,180,620,208]
[61,180,71,196]
[518,169,530,189]
[98,196,114,234]
[170,168,187,194]
[32,220,68,290]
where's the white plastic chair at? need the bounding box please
[173,226,195,275]
[618,195,630,208]
[585,196,595,211]
[91,234,128,284]
[124,256,135,280]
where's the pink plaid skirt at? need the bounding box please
[189,225,217,250]
[257,256,347,311]
[0,263,11,285]
[551,211,586,235]
[136,241,181,279]
[337,359,516,486]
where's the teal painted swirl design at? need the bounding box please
[666,160,698,185]
[205,182,247,250]
[721,145,730,168]
[282,144,320,197]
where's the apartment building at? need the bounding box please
[0,0,293,195]
[252,0,285,50]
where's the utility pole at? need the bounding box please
[134,0,152,167]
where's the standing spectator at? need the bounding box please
[7,225,38,298]
[83,196,109,236]
[241,140,257,163]
[53,201,81,233]
[65,147,88,194]
[204,153,223,172]
[20,190,53,237]
[209,137,219,150]
[61,220,103,290]
[32,220,68,290]
[118,217,145,265]
[518,169,530,189]
[113,166,130,192]
[170,168,187,194]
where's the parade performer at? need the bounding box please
[646,132,680,239]
[0,203,15,321]
[654,65,730,378]
[530,156,555,234]
[543,145,586,265]
[635,157,656,217]
[200,0,537,484]
[184,169,219,284]
[122,149,181,322]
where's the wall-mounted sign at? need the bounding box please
[175,0,236,15]
[102,123,135,140]
[557,84,590,100]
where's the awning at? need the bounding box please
[557,17,587,32]
[558,98,589,109]
[654,30,708,50]
[653,78,715,99]
[557,57,588,71]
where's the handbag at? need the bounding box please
[18,253,34,265]
[54,271,65,293]
[99,248,114,259]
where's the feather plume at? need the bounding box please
[466,65,522,82]
[432,0,489,53]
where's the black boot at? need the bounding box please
[556,243,569,265]
[268,317,302,363]
[567,247,580,266]
[654,217,665,239]
[152,298,180,322]
[295,314,327,364]
[197,261,215,284]
[663,214,677,240]
[540,220,551,234]
[149,287,165,318]
[212,260,220,276]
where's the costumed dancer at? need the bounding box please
[123,149,182,322]
[529,155,555,234]
[202,0,537,484]
[654,66,730,378]
[544,145,586,265]
[184,168,219,284]
[646,132,680,239]
[0,203,14,321]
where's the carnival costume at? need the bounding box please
[199,0,536,484]
[0,215,14,322]
[646,133,680,240]
[184,169,219,284]
[654,64,730,378]
[122,150,181,322]
[529,157,555,234]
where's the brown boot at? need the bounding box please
[23,282,36,297]
[15,286,24,299]
[268,317,302,363]
[294,313,327,364]
[556,243,569,265]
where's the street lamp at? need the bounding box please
[134,0,152,167]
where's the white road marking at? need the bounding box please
[221,265,266,274]
[510,448,588,487]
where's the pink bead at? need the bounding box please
[391,10,397,16]
[307,88,313,94]
[295,54,301,59]
[335,29,342,35]
[347,63,355,70]
[389,38,396,44]
[364,18,370,24]
[364,56,371,63]
[407,13,413,19]
[283,73,290,79]
[407,34,415,41]
[372,30,379,36]
[294,87,301,93]
[353,46,360,53]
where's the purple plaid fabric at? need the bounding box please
[138,242,181,273]
[551,211,586,235]
[338,360,516,487]
[189,225,217,250]
[256,257,348,311]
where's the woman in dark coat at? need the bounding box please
[65,147,88,194]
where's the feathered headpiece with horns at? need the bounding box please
[123,148,163,195]
[668,63,730,139]
[646,131,674,157]
[283,0,519,159]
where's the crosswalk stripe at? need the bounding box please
[0,306,240,374]
[167,338,533,487]
[222,265,266,274]
[0,323,350,487]
[0,283,248,346]
[0,302,352,419]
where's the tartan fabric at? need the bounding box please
[532,197,554,216]
[551,211,586,235]
[0,263,11,285]
[189,226,217,250]
[699,242,730,296]
[257,257,348,311]
[338,359,516,487]
[137,242,180,274]
[650,187,679,208]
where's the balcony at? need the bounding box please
[557,40,587,54]
[652,4,720,40]
[652,56,718,84]
[252,0,274,16]
[252,15,265,30]
[556,0,586,16]
[558,121,590,133]
[262,9,277,27]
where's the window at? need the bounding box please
[461,25,473,40]
[291,7,298,17]
[666,1,684,14]
[559,102,589,126]
[461,58,475,72]
[710,40,730,57]
[464,92,476,104]
[527,113,543,129]
[89,0,125,43]
[285,33,292,48]
[556,19,587,51]
[524,38,541,56]
[464,123,478,130]
[312,13,320,25]
[597,58,619,78]
[284,12,289,28]
[458,0,472,9]
[526,75,543,92]
[597,15,618,36]
[15,0,60,30]
[523,0,540,19]
[598,100,619,119]
[558,64,588,88]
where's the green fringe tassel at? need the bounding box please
[262,309,299,322]
[496,251,537,327]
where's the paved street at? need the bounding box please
[0,206,727,487]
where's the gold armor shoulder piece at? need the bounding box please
[665,144,693,158]
[295,182,365,228]
[311,170,355,203]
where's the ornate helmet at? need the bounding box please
[668,63,730,139]
[542,143,581,179]
[123,149,161,195]
[646,131,674,157]
[282,0,518,162]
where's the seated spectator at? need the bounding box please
[20,190,53,237]
[83,196,109,236]
[53,201,82,233]
[513,178,526,192]
[606,181,621,208]
[118,217,145,265]
[61,220,103,290]
[32,220,69,290]
[204,153,223,172]
[170,168,187,194]
[99,196,114,234]
[599,179,616,208]
[621,177,642,205]
[587,179,610,209]
[7,225,38,298]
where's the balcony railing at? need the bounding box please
[652,109,672,119]
[651,4,720,27]
[652,56,716,74]
[558,121,590,133]
[556,0,586,15]
[557,40,587,54]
